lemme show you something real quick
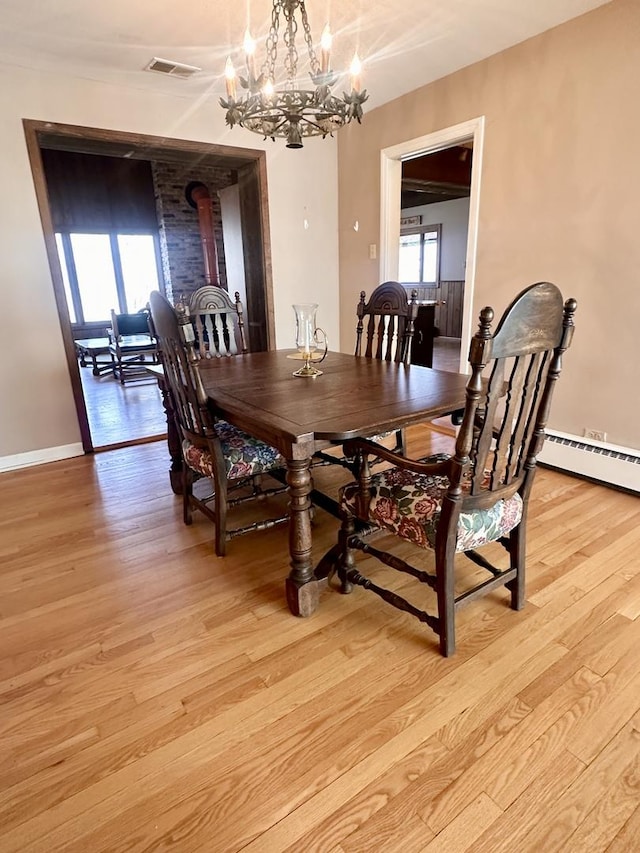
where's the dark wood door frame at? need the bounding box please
[23,120,275,453]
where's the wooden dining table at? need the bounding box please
[177,349,469,618]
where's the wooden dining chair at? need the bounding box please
[333,282,577,656]
[314,281,419,470]
[149,290,288,556]
[188,286,247,359]
[355,280,419,364]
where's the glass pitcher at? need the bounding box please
[292,303,327,377]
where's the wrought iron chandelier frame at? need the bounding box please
[220,0,367,149]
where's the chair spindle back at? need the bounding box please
[149,291,215,446]
[355,281,419,364]
[188,286,247,359]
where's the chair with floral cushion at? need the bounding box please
[149,290,288,556]
[333,282,577,656]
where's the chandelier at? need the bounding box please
[220,0,368,149]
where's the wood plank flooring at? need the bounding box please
[79,363,166,449]
[1,425,639,852]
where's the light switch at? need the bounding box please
[369,243,377,260]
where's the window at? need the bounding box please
[56,231,161,326]
[117,235,162,313]
[398,223,441,285]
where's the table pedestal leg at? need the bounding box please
[285,458,318,617]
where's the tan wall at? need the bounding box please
[338,0,640,450]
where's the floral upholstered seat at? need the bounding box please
[182,421,285,480]
[341,454,523,554]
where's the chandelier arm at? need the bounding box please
[297,117,343,135]
[247,118,289,137]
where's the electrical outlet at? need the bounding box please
[584,428,607,442]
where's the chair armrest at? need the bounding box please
[342,437,450,476]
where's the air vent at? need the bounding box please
[145,57,201,79]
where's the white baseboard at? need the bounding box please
[0,443,85,473]
[540,431,640,494]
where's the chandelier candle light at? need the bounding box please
[220,0,368,149]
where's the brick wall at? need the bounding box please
[152,162,236,305]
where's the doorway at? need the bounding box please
[24,120,275,453]
[400,144,473,370]
[379,116,485,373]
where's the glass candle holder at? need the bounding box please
[292,303,327,377]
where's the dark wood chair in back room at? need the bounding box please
[149,290,288,557]
[314,281,419,469]
[109,308,159,383]
[333,281,577,656]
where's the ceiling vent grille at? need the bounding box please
[145,57,201,79]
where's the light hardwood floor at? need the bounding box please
[79,364,166,449]
[1,425,639,852]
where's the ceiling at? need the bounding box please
[0,1,610,111]
[402,145,473,208]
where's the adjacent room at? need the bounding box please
[1,0,639,850]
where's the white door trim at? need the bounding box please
[380,116,485,371]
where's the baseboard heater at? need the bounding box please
[539,430,640,494]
